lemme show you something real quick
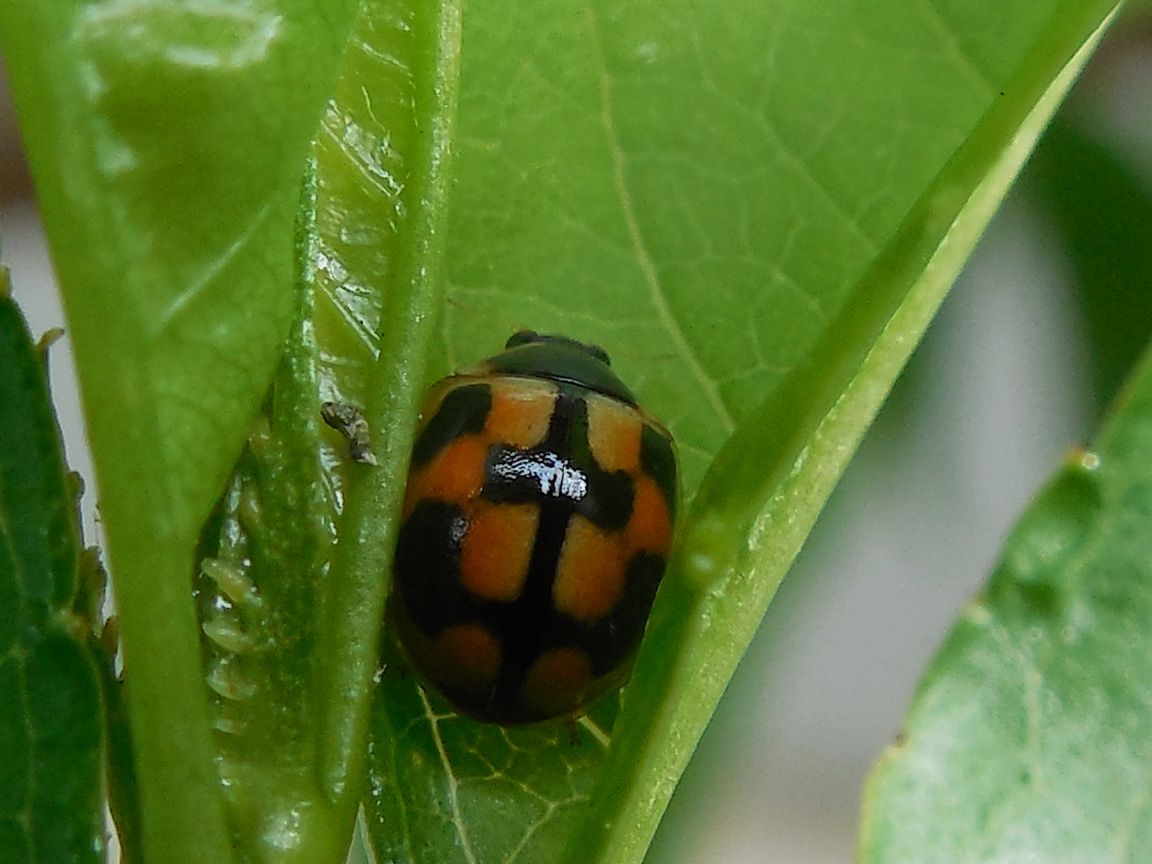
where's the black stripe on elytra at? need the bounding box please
[482,389,652,709]
[640,422,678,518]
[479,390,635,530]
[566,400,634,531]
[485,390,579,709]
[410,383,492,468]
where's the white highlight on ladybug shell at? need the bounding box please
[492,451,588,500]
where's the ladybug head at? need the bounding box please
[485,331,635,405]
[505,331,612,366]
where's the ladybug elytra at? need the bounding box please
[389,332,678,724]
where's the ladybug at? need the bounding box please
[389,331,678,724]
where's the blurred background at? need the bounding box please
[3,10,1151,864]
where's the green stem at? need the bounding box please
[316,0,464,802]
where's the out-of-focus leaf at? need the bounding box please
[860,338,1152,862]
[1027,117,1152,412]
[0,275,102,864]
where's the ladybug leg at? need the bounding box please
[378,630,413,680]
[564,718,583,748]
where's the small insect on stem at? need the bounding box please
[321,401,378,466]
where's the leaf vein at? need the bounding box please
[585,0,735,434]
[915,0,996,93]
[151,197,279,337]
[418,689,479,864]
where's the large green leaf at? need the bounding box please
[0,275,102,864]
[860,333,1152,862]
[363,1,1119,863]
[1,1,358,860]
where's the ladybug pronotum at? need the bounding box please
[389,331,678,724]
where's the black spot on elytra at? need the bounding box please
[587,552,666,673]
[641,423,678,517]
[393,500,473,634]
[578,470,633,531]
[411,383,491,468]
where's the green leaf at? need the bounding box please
[1,1,359,860]
[859,335,1152,862]
[366,666,620,863]
[363,1,1119,863]
[0,275,102,864]
[190,181,347,861]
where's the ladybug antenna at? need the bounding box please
[505,330,612,365]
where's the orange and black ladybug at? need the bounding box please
[389,331,678,724]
